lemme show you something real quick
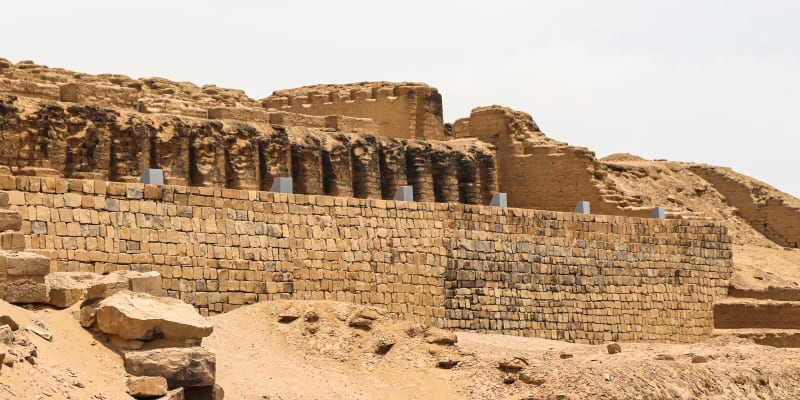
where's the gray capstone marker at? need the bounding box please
[490,192,508,207]
[140,168,164,185]
[575,201,590,214]
[393,185,414,202]
[652,206,666,219]
[270,177,293,194]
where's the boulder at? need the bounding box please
[124,347,216,388]
[607,343,622,354]
[85,272,134,301]
[95,291,212,341]
[46,272,96,308]
[127,376,168,398]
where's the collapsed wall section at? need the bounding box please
[7,175,732,343]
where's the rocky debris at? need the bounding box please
[498,356,529,373]
[0,324,12,345]
[160,388,185,399]
[437,356,460,369]
[423,327,458,345]
[184,384,225,400]
[519,371,546,386]
[46,270,164,308]
[348,317,373,329]
[559,353,574,359]
[126,376,168,398]
[0,343,5,371]
[373,336,395,354]
[124,347,216,388]
[93,291,213,341]
[24,324,52,341]
[277,306,300,323]
[655,354,675,361]
[607,343,622,354]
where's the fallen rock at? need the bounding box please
[348,317,373,329]
[499,356,529,372]
[278,306,300,323]
[437,356,460,369]
[184,384,225,400]
[519,371,546,386]
[373,336,395,354]
[0,344,5,371]
[424,327,457,345]
[559,353,574,359]
[127,376,168,398]
[655,354,675,361]
[160,388,185,400]
[85,272,131,300]
[691,355,709,364]
[355,307,382,320]
[46,272,95,308]
[124,347,216,388]
[0,324,13,346]
[606,343,622,354]
[125,270,164,297]
[79,301,99,327]
[95,291,213,341]
[25,325,52,341]
[503,373,516,384]
[0,315,19,331]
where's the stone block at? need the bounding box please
[0,209,21,231]
[270,177,292,194]
[2,278,49,304]
[141,169,165,185]
[652,206,666,219]
[0,250,51,276]
[124,347,216,388]
[490,192,507,207]
[393,185,414,202]
[575,201,590,214]
[126,376,168,398]
[0,231,25,251]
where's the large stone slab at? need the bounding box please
[0,251,50,277]
[124,347,216,388]
[1,277,49,304]
[95,291,212,341]
[47,270,165,308]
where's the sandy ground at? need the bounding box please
[206,300,800,400]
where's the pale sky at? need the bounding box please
[5,1,799,197]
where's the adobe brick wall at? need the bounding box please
[4,175,732,343]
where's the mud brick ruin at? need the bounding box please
[3,57,780,344]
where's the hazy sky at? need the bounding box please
[5,1,799,197]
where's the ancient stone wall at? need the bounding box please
[262,82,445,140]
[457,106,653,217]
[690,166,800,248]
[6,175,732,343]
[0,95,494,205]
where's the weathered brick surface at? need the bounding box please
[6,175,732,343]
